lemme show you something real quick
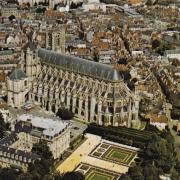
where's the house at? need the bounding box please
[146,113,168,130]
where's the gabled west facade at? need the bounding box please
[8,47,139,127]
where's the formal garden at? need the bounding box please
[76,164,120,180]
[86,124,180,180]
[102,146,136,165]
[85,168,117,180]
[90,143,137,166]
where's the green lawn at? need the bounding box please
[102,146,136,165]
[85,168,118,180]
[109,150,129,160]
[88,173,111,180]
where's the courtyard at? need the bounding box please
[56,134,138,175]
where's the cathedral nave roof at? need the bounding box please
[38,48,122,82]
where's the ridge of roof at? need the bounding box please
[38,48,121,82]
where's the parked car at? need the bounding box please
[23,103,34,111]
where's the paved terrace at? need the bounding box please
[56,134,130,174]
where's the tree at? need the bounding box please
[36,7,46,13]
[0,113,10,138]
[128,166,144,180]
[56,108,74,120]
[0,167,22,180]
[28,158,53,178]
[152,39,161,49]
[31,140,53,159]
[43,174,54,180]
[174,160,180,174]
[93,48,99,62]
[79,31,84,40]
[16,172,33,180]
[119,174,132,180]
[145,0,153,5]
[171,169,179,180]
[117,58,127,65]
[145,133,176,173]
[122,128,179,179]
[8,15,16,21]
[59,171,85,180]
[28,141,53,179]
[143,164,160,180]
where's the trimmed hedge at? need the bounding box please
[86,124,152,148]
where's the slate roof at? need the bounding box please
[0,145,39,163]
[0,132,18,146]
[23,41,37,51]
[9,68,27,80]
[165,49,180,55]
[38,48,122,82]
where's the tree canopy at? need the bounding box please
[0,167,23,180]
[56,108,74,120]
[54,171,85,180]
[36,7,46,13]
[0,113,10,138]
[8,15,16,21]
[144,132,176,174]
[119,127,180,180]
[27,140,53,179]
[31,140,53,160]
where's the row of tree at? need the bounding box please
[120,130,180,180]
[86,123,180,179]
[86,123,153,149]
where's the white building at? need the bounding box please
[165,49,180,60]
[146,113,168,130]
[83,0,106,12]
[15,114,70,159]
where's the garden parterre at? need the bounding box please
[90,142,137,165]
[76,163,120,180]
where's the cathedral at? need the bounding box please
[7,47,139,127]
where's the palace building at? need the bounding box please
[7,47,139,127]
[0,114,70,170]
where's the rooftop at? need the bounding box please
[165,49,180,55]
[146,113,168,124]
[9,68,27,80]
[38,48,122,82]
[0,145,38,163]
[17,114,69,137]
